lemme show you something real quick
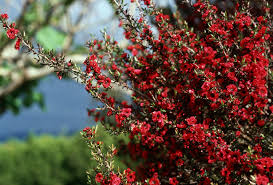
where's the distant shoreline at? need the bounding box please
[0,128,81,142]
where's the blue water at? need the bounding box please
[0,75,100,141]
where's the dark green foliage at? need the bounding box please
[63,0,75,7]
[0,79,44,115]
[0,133,88,185]
[0,125,131,185]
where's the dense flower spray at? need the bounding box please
[1,0,273,184]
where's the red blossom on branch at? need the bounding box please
[15,38,21,50]
[6,27,19,39]
[0,13,8,19]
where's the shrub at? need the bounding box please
[1,0,273,184]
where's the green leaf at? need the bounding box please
[64,0,75,6]
[24,9,38,23]
[33,92,45,110]
[36,26,66,50]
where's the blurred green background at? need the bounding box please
[0,124,131,185]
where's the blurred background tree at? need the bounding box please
[0,0,95,115]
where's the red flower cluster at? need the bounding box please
[1,0,272,184]
[95,173,122,185]
[82,127,95,139]
[15,38,21,50]
[0,18,21,49]
[6,27,18,39]
[0,13,8,19]
[84,0,273,184]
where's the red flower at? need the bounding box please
[15,38,21,50]
[161,88,168,98]
[258,87,267,97]
[201,81,211,91]
[149,173,160,185]
[6,27,19,39]
[169,177,178,185]
[56,72,62,80]
[186,116,197,125]
[227,72,238,82]
[110,173,121,185]
[257,16,264,23]
[257,120,265,127]
[132,48,138,56]
[142,0,151,6]
[95,173,103,183]
[103,77,111,88]
[226,84,237,95]
[269,105,273,113]
[1,13,8,19]
[124,168,136,183]
[256,174,269,185]
[152,111,165,126]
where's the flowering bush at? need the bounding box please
[1,0,273,184]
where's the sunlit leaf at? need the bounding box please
[36,26,66,50]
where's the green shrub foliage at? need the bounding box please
[0,125,130,185]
